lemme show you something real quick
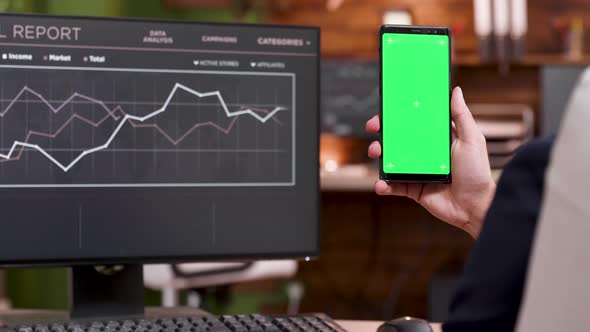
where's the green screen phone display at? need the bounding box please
[381,32,450,176]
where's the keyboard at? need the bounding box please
[0,314,347,332]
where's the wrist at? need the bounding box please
[466,180,497,238]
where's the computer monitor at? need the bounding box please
[0,13,319,318]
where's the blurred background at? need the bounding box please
[0,0,588,323]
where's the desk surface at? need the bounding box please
[336,320,442,332]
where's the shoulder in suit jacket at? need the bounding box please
[443,135,555,332]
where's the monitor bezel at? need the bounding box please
[0,12,320,268]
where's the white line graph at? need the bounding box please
[0,65,295,188]
[0,82,287,172]
[0,86,121,119]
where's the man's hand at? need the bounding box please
[367,87,496,238]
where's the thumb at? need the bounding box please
[451,87,481,144]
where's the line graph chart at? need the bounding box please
[0,66,295,187]
[0,84,287,171]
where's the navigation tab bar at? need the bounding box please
[0,16,318,57]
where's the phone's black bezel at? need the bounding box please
[379,25,452,183]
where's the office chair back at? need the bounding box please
[516,68,590,331]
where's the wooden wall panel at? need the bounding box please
[454,65,541,131]
[268,0,590,57]
[297,193,472,319]
[268,0,477,57]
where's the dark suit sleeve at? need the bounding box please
[442,136,554,332]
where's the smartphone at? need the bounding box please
[379,25,452,183]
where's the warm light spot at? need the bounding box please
[324,159,339,172]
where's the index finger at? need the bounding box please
[366,115,380,133]
[451,87,482,144]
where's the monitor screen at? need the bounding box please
[0,14,319,265]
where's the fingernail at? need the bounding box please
[455,87,467,108]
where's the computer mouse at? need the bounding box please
[376,317,433,332]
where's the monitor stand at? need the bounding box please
[69,264,145,320]
[0,265,208,327]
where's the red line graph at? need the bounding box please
[130,117,239,146]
